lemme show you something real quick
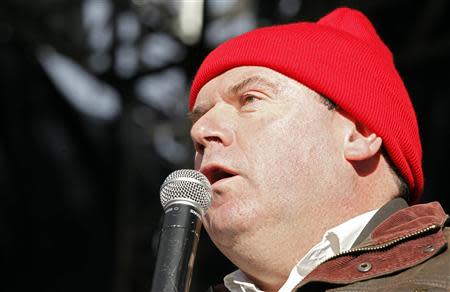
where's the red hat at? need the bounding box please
[189,7,423,202]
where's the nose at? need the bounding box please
[190,103,234,155]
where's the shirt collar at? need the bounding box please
[223,208,378,292]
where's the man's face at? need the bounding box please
[190,66,344,250]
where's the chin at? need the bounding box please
[204,204,257,248]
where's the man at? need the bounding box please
[188,7,450,291]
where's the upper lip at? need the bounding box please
[200,163,238,185]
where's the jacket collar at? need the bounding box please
[352,197,408,247]
[298,200,449,288]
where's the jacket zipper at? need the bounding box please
[322,223,440,263]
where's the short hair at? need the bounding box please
[318,94,338,111]
[383,149,411,202]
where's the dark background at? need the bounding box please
[0,0,449,291]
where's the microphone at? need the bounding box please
[151,169,212,292]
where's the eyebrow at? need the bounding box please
[187,75,279,124]
[228,75,279,97]
[187,106,206,125]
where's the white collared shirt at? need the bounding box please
[223,209,378,292]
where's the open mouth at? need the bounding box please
[202,165,237,185]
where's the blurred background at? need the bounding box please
[0,0,449,291]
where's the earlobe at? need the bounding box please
[344,132,382,161]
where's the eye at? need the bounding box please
[241,94,259,106]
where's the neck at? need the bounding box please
[216,222,314,291]
[215,163,398,291]
[216,207,341,291]
[218,195,390,291]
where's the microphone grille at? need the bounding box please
[160,169,212,213]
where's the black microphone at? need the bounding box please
[151,169,212,292]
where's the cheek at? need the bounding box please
[243,118,335,195]
[243,117,313,168]
[203,197,264,243]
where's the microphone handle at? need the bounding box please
[151,203,202,292]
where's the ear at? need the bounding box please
[344,126,382,161]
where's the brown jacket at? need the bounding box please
[210,199,450,291]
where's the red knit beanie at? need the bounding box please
[189,7,423,202]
